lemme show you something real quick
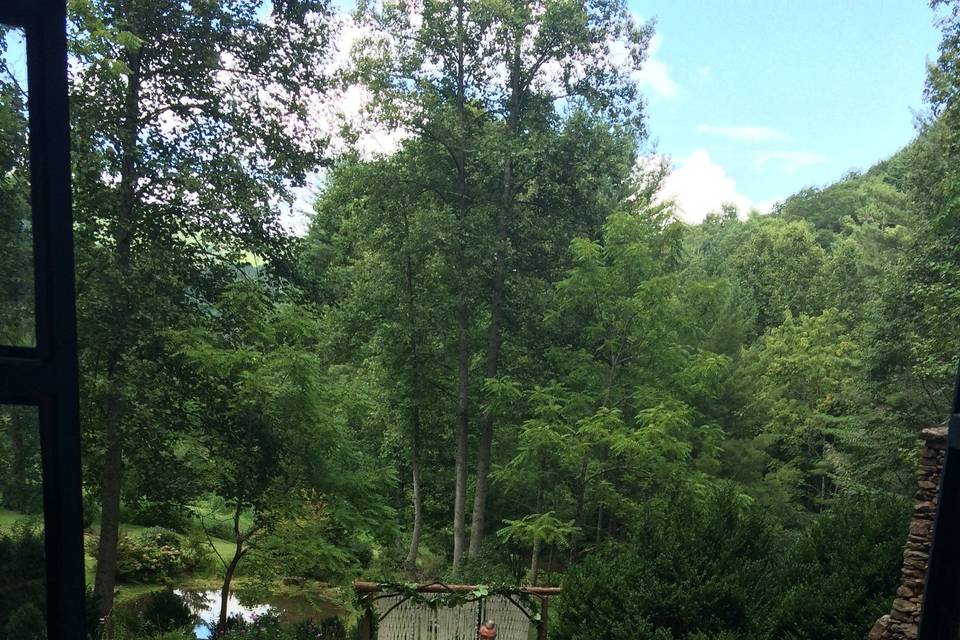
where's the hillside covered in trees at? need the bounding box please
[1,1,960,639]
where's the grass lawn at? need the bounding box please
[1,507,236,597]
[0,507,40,528]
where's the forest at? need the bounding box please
[1,0,960,639]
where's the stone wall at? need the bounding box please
[869,426,948,640]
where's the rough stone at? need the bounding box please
[871,427,946,640]
[870,615,890,640]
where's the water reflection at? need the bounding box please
[175,589,272,639]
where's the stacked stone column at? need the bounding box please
[870,426,948,640]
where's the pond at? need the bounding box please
[173,588,345,639]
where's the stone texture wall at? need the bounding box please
[869,426,948,640]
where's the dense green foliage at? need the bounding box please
[1,1,960,639]
[556,485,775,640]
[555,488,910,640]
[0,522,46,640]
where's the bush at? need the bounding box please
[555,484,776,640]
[293,617,347,640]
[142,633,195,640]
[141,526,183,551]
[106,526,210,581]
[110,589,196,639]
[128,499,190,532]
[212,613,349,640]
[202,517,238,541]
[0,520,46,632]
[4,602,45,640]
[112,529,188,582]
[221,610,281,638]
[765,492,910,640]
[455,538,524,585]
[82,491,100,529]
[182,527,216,574]
[141,590,196,633]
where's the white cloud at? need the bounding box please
[654,150,772,223]
[753,150,826,173]
[754,198,782,213]
[695,124,787,143]
[635,34,678,99]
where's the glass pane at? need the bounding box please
[0,405,46,639]
[0,27,33,348]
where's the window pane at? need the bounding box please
[0,404,46,639]
[0,27,33,348]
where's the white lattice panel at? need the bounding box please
[481,595,533,640]
[437,600,481,639]
[374,594,482,640]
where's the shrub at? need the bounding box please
[555,484,775,640]
[764,492,910,640]
[182,527,216,573]
[142,526,182,547]
[128,499,190,532]
[455,538,524,585]
[1,478,43,514]
[112,529,188,582]
[203,517,238,541]
[293,617,347,640]
[141,590,196,633]
[110,589,195,639]
[207,613,349,640]
[0,521,46,632]
[3,602,46,640]
[221,610,281,638]
[143,633,196,640]
[82,491,100,529]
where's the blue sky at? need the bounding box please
[3,4,937,231]
[633,1,943,221]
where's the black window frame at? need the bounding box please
[0,2,85,640]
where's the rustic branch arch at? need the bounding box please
[354,581,561,640]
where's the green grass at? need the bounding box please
[1,507,236,595]
[0,507,40,529]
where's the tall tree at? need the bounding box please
[68,0,332,621]
[172,281,389,634]
[353,0,494,572]
[304,150,451,572]
[465,0,652,557]
[353,0,653,568]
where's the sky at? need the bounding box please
[4,4,941,231]
[304,0,946,228]
[633,1,943,222]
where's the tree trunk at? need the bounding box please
[93,43,142,629]
[93,398,123,625]
[529,460,545,586]
[467,255,504,558]
[530,536,541,586]
[216,502,246,636]
[468,29,521,559]
[404,409,424,573]
[451,0,470,576]
[452,300,469,574]
[595,502,604,546]
[216,545,243,636]
[569,458,589,560]
[401,218,425,574]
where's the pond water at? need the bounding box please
[174,588,344,639]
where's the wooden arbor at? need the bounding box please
[354,581,561,640]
